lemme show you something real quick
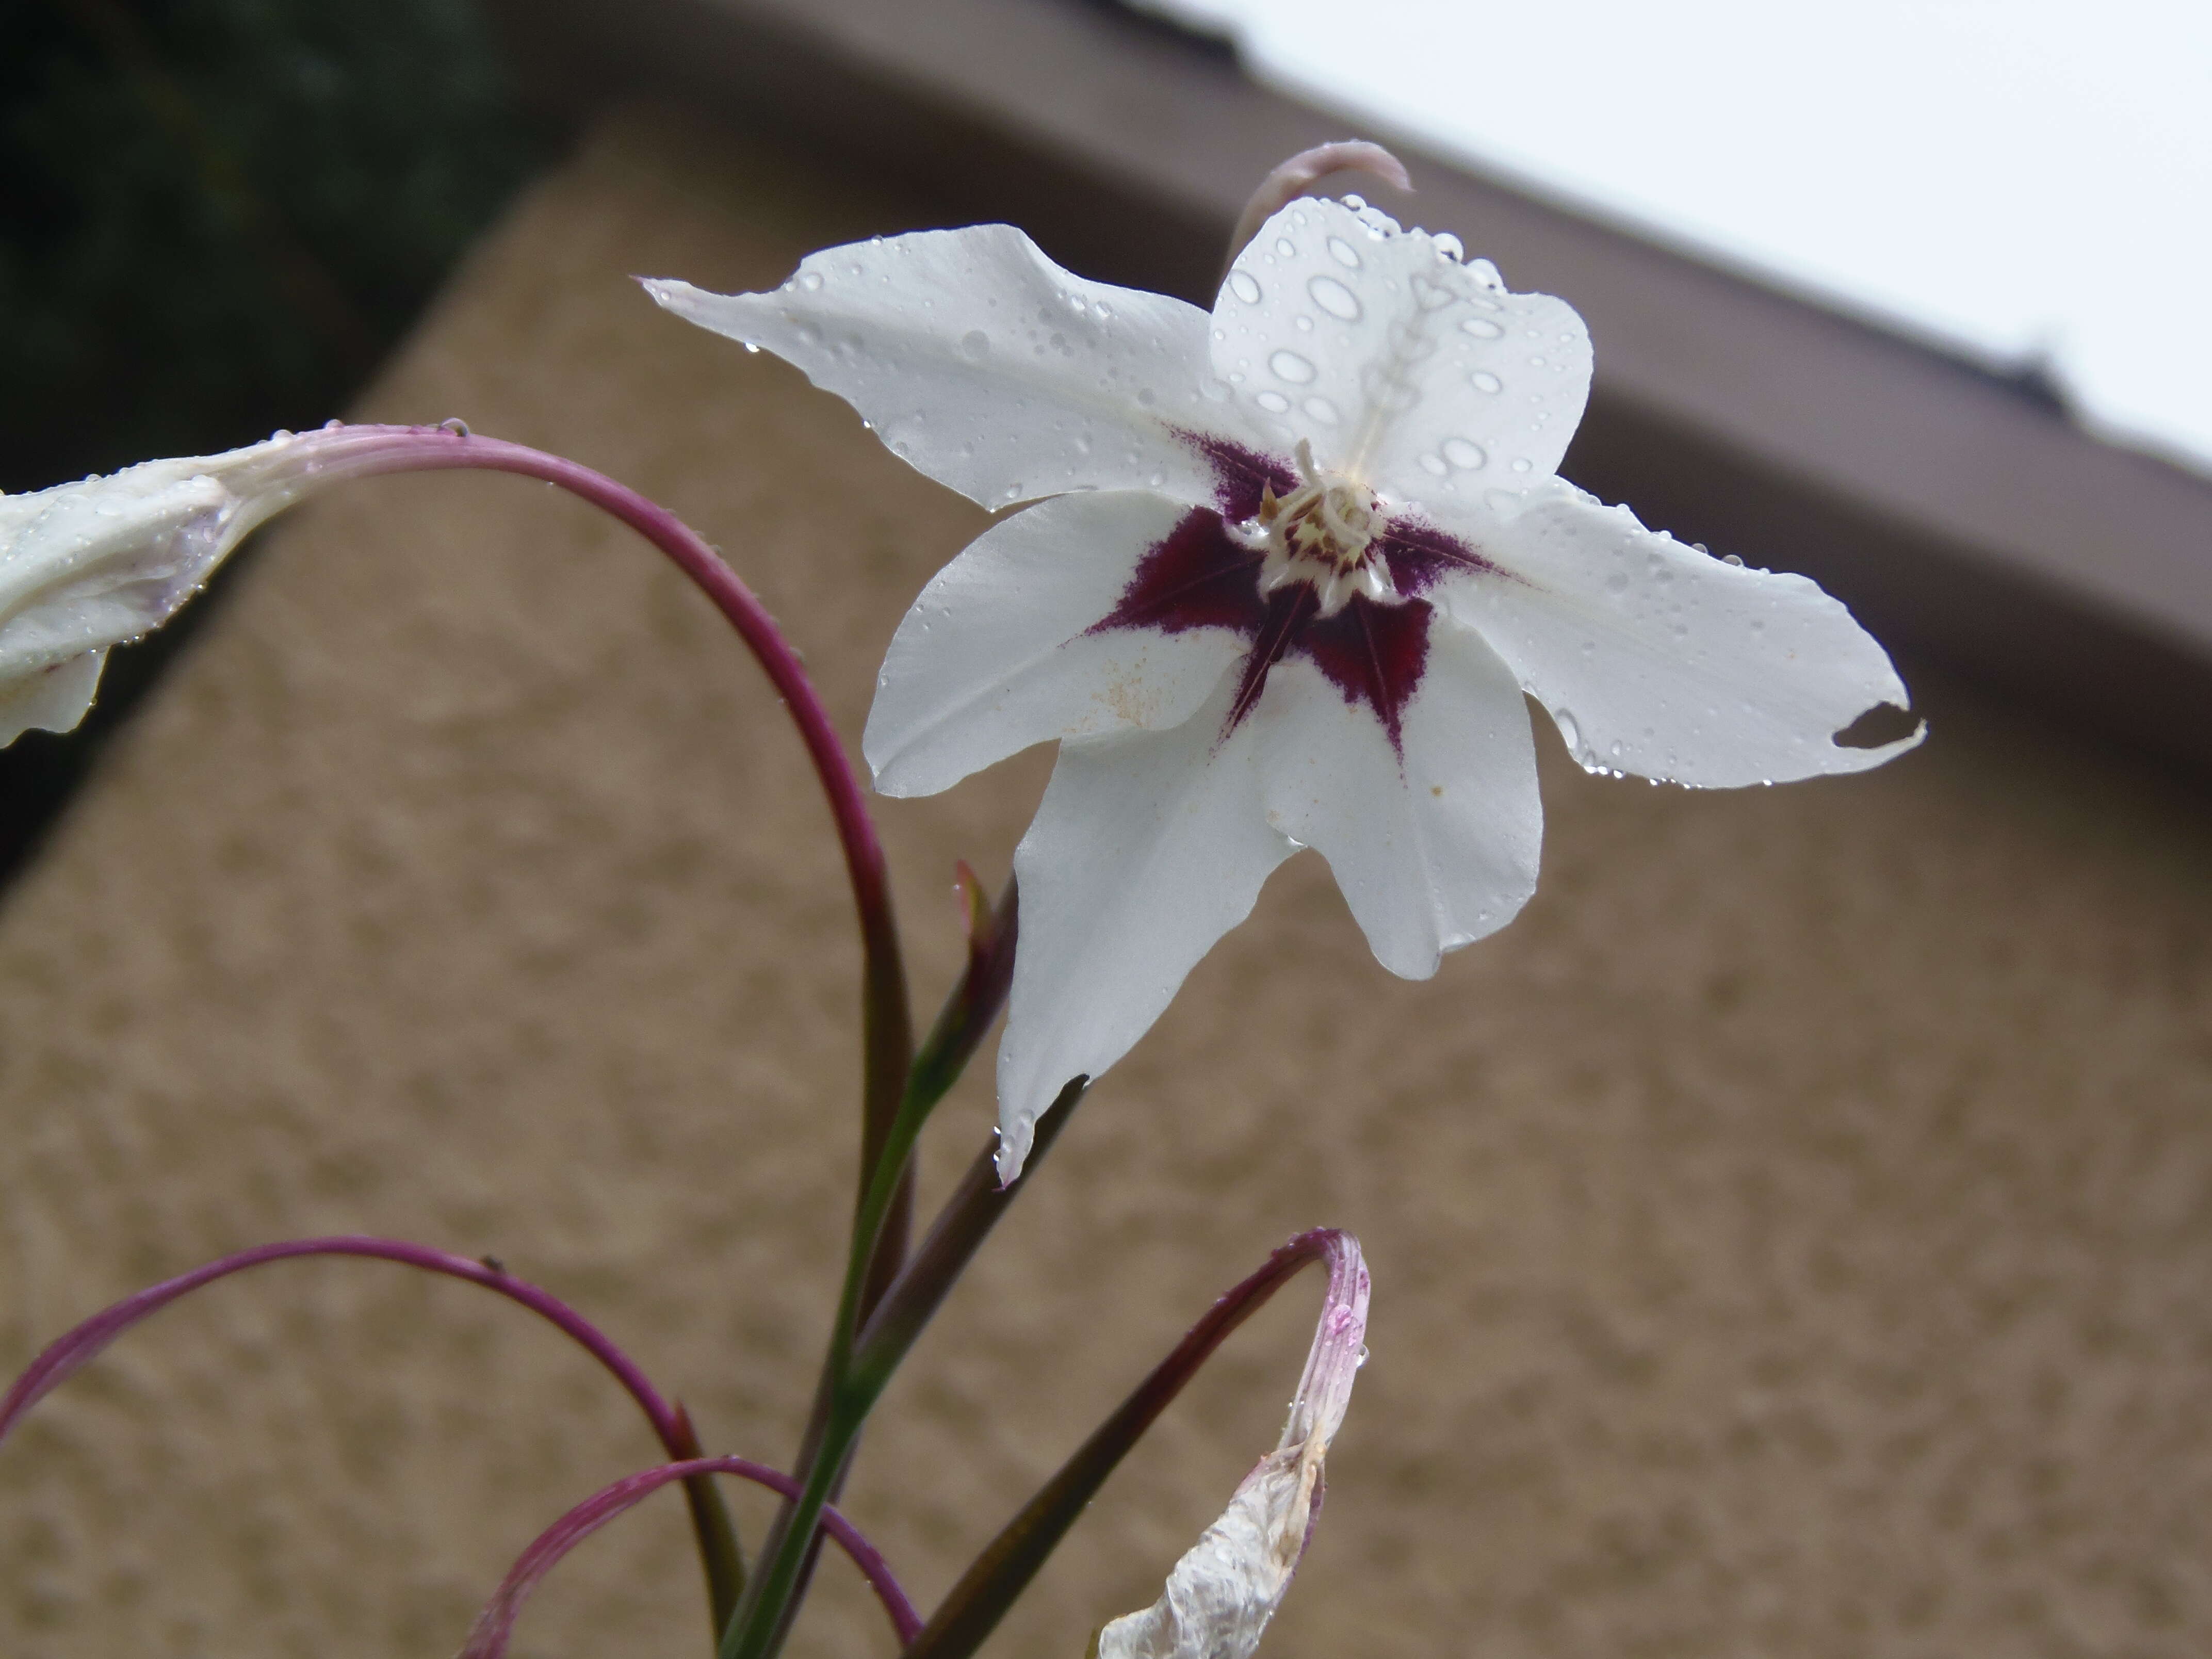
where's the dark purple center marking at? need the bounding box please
[1089,436,1506,757]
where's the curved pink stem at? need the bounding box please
[459,1455,920,1658]
[267,423,916,1240]
[0,1236,680,1454]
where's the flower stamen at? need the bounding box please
[1232,440,1400,616]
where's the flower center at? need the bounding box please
[1230,440,1400,617]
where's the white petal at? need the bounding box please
[1210,199,1590,508]
[1256,631,1540,981]
[0,437,315,746]
[1096,1234,1370,1659]
[997,672,1294,1179]
[0,648,107,745]
[865,493,1250,798]
[1440,480,1922,786]
[644,228,1262,511]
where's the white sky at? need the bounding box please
[1140,0,2212,474]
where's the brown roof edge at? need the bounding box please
[487,0,2212,773]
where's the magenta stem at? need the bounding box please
[302,425,916,1221]
[377,428,907,1051]
[461,1455,920,1658]
[0,1235,681,1456]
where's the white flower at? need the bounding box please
[1095,1233,1369,1659]
[647,196,1920,1180]
[0,432,350,747]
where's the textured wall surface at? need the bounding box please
[3,107,2210,1659]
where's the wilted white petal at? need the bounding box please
[0,648,107,747]
[1256,628,1540,981]
[0,438,324,745]
[645,229,1264,512]
[866,492,1249,798]
[1095,1235,1371,1659]
[1439,480,1922,785]
[998,672,1294,1180]
[1211,198,1589,508]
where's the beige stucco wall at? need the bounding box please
[4,106,2210,1658]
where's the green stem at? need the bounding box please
[728,877,1021,1656]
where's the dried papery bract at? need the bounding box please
[1094,1234,1369,1659]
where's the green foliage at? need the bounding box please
[1,0,546,493]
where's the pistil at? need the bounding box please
[1230,439,1401,616]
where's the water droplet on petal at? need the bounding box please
[1268,349,1316,384]
[1302,395,1340,425]
[1254,389,1292,414]
[961,330,990,361]
[1555,708,1584,759]
[1275,236,1298,257]
[1470,370,1503,394]
[798,270,824,291]
[1228,270,1262,304]
[1419,452,1449,477]
[1432,232,1465,262]
[1441,437,1486,469]
[1308,275,1363,321]
[1460,316,1504,339]
[1327,236,1362,269]
[1510,458,1533,473]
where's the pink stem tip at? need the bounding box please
[459,1455,921,1658]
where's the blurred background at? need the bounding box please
[2,3,2208,1657]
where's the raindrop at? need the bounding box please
[1470,370,1503,394]
[1432,232,1465,262]
[1302,395,1340,425]
[1343,193,1366,210]
[1459,317,1503,339]
[795,323,821,347]
[1419,453,1449,477]
[1308,275,1363,321]
[1510,458,1533,473]
[1722,552,1745,566]
[1441,437,1486,470]
[961,330,990,361]
[1275,236,1298,258]
[1255,390,1292,414]
[1094,301,1115,321]
[1268,349,1317,384]
[1228,270,1262,304]
[798,271,824,292]
[1147,469,1168,488]
[1356,1345,1370,1369]
[1555,708,1584,759]
[1327,236,1362,270]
